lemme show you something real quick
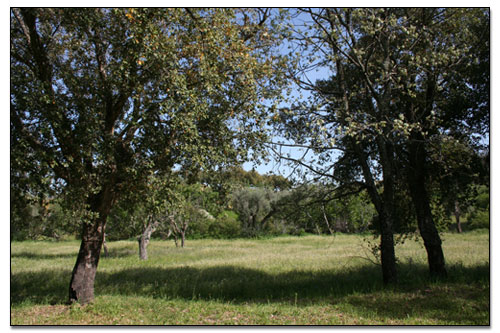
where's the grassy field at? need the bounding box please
[11,231,489,325]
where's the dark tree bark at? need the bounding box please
[68,187,115,304]
[408,137,447,279]
[378,212,398,284]
[68,224,104,304]
[102,225,109,257]
[378,141,399,285]
[406,68,447,279]
[354,142,398,285]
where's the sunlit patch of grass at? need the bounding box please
[11,232,489,325]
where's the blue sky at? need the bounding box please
[242,63,333,178]
[242,10,333,178]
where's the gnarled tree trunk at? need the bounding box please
[180,232,185,248]
[138,217,159,260]
[68,223,104,304]
[168,214,188,248]
[68,187,115,304]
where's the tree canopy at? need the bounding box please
[270,8,489,282]
[11,7,289,304]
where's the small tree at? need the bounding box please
[231,187,280,236]
[166,204,203,248]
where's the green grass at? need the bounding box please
[11,232,489,325]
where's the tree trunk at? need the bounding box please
[410,183,447,279]
[68,188,115,304]
[168,215,180,247]
[454,201,462,233]
[378,139,399,285]
[68,224,104,304]
[138,236,149,260]
[408,138,447,279]
[138,218,159,260]
[166,228,179,247]
[378,212,398,284]
[102,232,109,257]
[180,231,185,248]
[321,204,334,235]
[354,142,398,285]
[334,39,398,284]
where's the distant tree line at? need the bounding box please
[12,166,489,243]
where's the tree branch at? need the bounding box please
[11,103,71,182]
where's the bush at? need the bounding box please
[186,216,212,240]
[468,209,489,230]
[11,202,79,241]
[295,228,307,237]
[466,185,489,231]
[208,213,241,239]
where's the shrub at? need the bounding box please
[468,209,489,230]
[186,216,212,239]
[208,213,241,239]
[466,185,489,231]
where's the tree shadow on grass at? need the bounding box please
[94,265,386,303]
[11,252,77,260]
[342,263,490,325]
[11,261,489,322]
[346,285,489,325]
[102,246,138,258]
[11,269,72,306]
[11,246,137,260]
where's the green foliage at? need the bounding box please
[231,187,273,236]
[430,199,453,232]
[272,184,376,235]
[468,210,489,230]
[11,198,79,241]
[474,186,490,210]
[11,7,289,232]
[273,8,489,256]
[106,204,146,241]
[10,8,488,246]
[208,213,242,239]
[467,185,490,230]
[345,193,377,233]
[188,210,241,240]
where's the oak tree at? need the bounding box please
[11,8,287,303]
[272,8,489,282]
